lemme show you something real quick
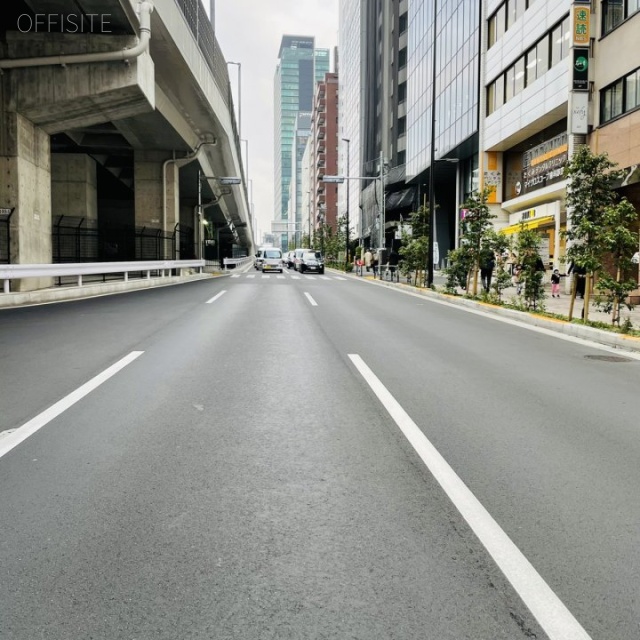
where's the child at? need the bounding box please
[550,268,565,297]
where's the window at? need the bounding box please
[551,23,563,67]
[626,69,640,110]
[514,57,525,95]
[602,0,625,34]
[602,79,624,122]
[505,65,515,101]
[536,37,549,76]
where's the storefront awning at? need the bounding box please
[499,215,555,235]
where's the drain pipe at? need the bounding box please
[162,138,217,234]
[0,1,154,70]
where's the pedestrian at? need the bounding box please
[372,250,379,276]
[568,261,587,298]
[364,248,373,272]
[480,248,495,292]
[550,268,565,297]
[513,264,523,295]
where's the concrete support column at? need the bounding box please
[51,154,98,222]
[134,150,179,258]
[0,108,52,290]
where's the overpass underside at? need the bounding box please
[0,0,253,290]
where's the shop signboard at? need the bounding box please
[520,133,568,195]
[572,48,589,91]
[572,4,590,46]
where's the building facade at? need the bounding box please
[273,36,329,249]
[405,0,481,265]
[311,73,340,244]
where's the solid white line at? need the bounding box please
[348,353,592,640]
[205,290,227,304]
[304,292,318,306]
[0,351,144,460]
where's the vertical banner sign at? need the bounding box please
[570,91,589,134]
[572,5,590,46]
[572,48,589,91]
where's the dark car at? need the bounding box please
[285,251,295,269]
[298,251,325,274]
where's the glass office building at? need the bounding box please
[274,36,330,242]
[406,0,480,259]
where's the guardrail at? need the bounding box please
[0,260,205,294]
[223,256,253,269]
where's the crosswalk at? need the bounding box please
[230,272,347,281]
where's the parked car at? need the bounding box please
[298,250,324,274]
[261,248,284,273]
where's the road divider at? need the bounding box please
[0,351,144,460]
[348,353,592,640]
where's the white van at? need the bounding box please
[260,247,283,273]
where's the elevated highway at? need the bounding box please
[0,0,253,291]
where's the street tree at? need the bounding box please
[564,146,626,321]
[594,199,638,324]
[515,225,546,309]
[398,205,429,286]
[458,187,496,295]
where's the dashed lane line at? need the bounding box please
[0,352,144,460]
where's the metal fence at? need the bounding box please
[52,216,194,263]
[0,208,14,264]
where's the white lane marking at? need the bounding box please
[0,351,144,460]
[277,275,285,279]
[320,276,331,280]
[246,274,255,279]
[262,274,270,279]
[304,275,316,279]
[291,275,301,280]
[205,290,227,304]
[335,276,347,281]
[304,292,318,307]
[348,353,592,640]
[230,274,240,278]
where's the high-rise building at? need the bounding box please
[406,0,481,264]
[338,0,414,252]
[274,35,329,248]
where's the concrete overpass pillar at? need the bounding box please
[134,151,179,258]
[52,154,98,222]
[0,108,52,289]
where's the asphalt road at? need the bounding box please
[1,270,639,639]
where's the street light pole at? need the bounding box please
[427,0,438,288]
[342,138,350,269]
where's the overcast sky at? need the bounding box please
[208,0,338,241]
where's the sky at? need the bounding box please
[207,0,338,242]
